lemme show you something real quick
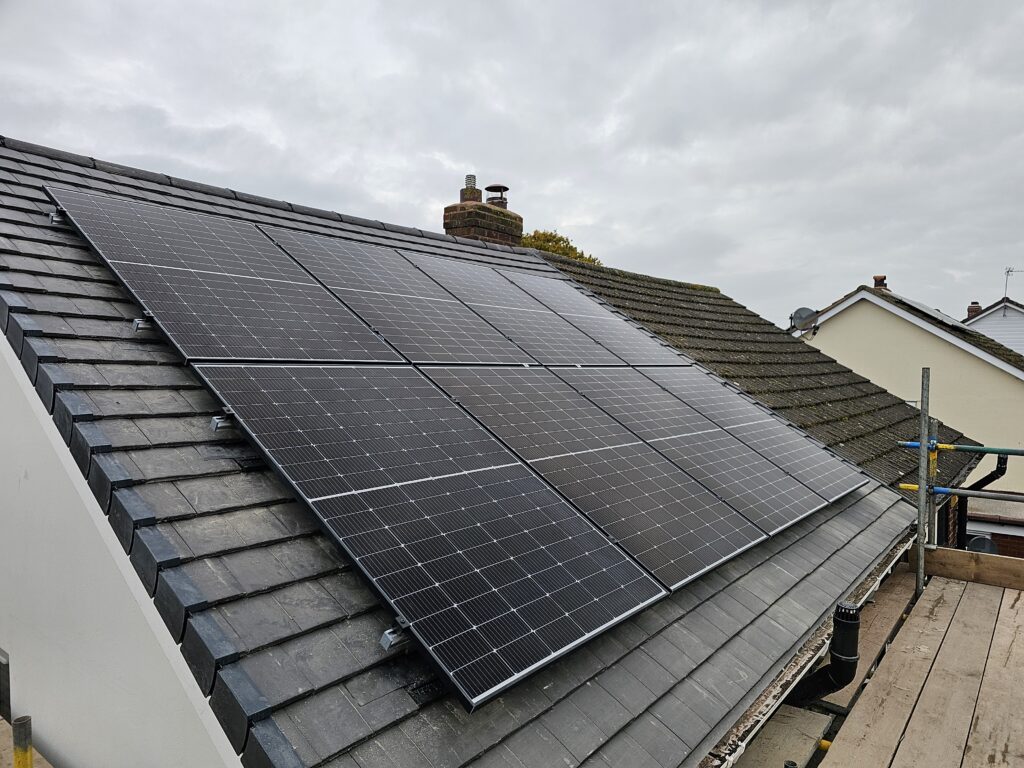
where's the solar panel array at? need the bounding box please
[50,185,868,708]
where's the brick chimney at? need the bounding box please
[967,300,983,319]
[873,275,888,290]
[443,175,523,246]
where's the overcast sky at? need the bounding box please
[2,2,1023,325]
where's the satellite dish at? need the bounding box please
[967,536,998,554]
[790,307,819,331]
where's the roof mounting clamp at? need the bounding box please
[131,318,152,333]
[380,624,410,652]
[49,210,65,225]
[210,414,235,432]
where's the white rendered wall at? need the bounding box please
[0,339,241,768]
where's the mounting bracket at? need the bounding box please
[380,616,411,651]
[210,411,235,431]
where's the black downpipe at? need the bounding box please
[956,496,969,550]
[785,602,860,707]
[956,455,1009,549]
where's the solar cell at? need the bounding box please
[425,367,767,587]
[263,227,535,364]
[406,253,624,365]
[502,270,689,365]
[49,187,400,363]
[195,363,664,706]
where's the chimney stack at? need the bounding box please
[967,300,982,319]
[873,275,888,290]
[443,174,523,246]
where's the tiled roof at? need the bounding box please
[543,257,978,494]
[0,135,954,768]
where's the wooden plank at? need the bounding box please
[962,588,1024,767]
[888,581,1003,768]
[824,564,916,709]
[916,546,1024,591]
[820,577,966,768]
[734,705,833,768]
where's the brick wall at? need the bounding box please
[991,532,1024,558]
[443,201,523,246]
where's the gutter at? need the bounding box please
[705,533,914,767]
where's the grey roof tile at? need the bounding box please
[624,712,691,767]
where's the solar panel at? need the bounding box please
[194,364,664,706]
[554,367,826,533]
[264,228,534,364]
[638,365,778,430]
[553,367,718,440]
[49,187,400,363]
[502,270,689,365]
[425,367,767,588]
[405,253,624,365]
[638,366,866,503]
[425,366,636,460]
[652,429,825,534]
[726,418,867,501]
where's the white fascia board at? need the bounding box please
[815,290,1024,383]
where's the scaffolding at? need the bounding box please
[897,367,1024,596]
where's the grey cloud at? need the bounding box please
[3,1,1024,324]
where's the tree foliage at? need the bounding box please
[521,229,602,266]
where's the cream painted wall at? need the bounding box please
[0,340,241,767]
[805,299,1024,491]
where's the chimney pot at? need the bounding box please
[873,275,888,289]
[967,300,983,319]
[459,172,482,204]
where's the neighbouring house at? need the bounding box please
[0,137,980,768]
[964,296,1024,356]
[802,277,1024,494]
